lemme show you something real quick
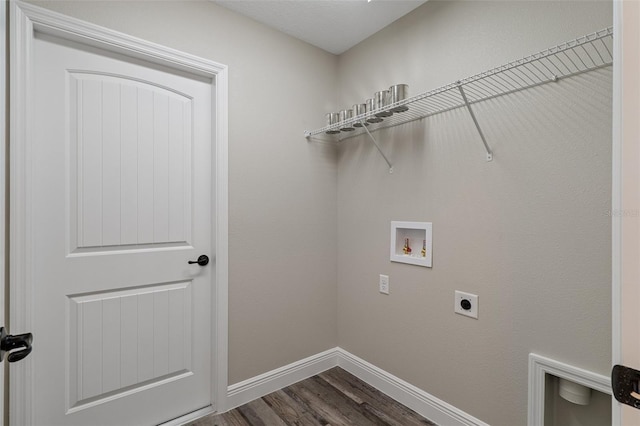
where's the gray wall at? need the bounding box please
[27,0,340,385]
[336,2,612,425]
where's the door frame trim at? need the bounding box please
[612,0,622,424]
[8,2,229,423]
[0,0,6,421]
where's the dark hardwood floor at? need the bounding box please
[188,367,436,426]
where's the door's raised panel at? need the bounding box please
[67,281,193,411]
[69,72,193,253]
[120,84,139,246]
[102,80,122,248]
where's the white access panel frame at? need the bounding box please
[390,221,433,268]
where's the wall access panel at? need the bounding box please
[390,221,432,267]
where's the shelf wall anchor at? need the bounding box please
[457,82,493,162]
[360,120,393,173]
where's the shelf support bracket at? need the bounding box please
[360,120,393,173]
[457,82,493,162]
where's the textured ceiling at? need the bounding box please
[212,0,428,55]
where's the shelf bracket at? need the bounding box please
[457,82,493,162]
[360,120,393,173]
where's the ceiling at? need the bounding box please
[212,0,428,55]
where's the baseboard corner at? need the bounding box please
[224,346,488,426]
[224,347,339,411]
[335,347,489,426]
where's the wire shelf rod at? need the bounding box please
[579,45,597,67]
[466,82,494,99]
[529,60,552,81]
[513,66,538,85]
[598,38,612,58]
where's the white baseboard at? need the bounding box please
[224,347,488,426]
[225,347,338,410]
[336,348,489,426]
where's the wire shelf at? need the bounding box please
[304,27,613,144]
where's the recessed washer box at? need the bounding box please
[390,221,432,267]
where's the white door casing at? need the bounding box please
[0,0,7,419]
[613,0,640,424]
[9,2,229,424]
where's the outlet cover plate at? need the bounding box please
[455,290,478,319]
[379,274,389,295]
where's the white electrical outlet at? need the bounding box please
[379,275,389,295]
[454,290,478,319]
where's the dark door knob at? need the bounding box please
[188,255,209,266]
[0,327,33,363]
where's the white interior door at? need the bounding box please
[21,25,213,426]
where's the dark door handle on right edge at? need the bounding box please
[0,327,33,363]
[188,255,209,266]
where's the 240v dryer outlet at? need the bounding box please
[455,291,478,319]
